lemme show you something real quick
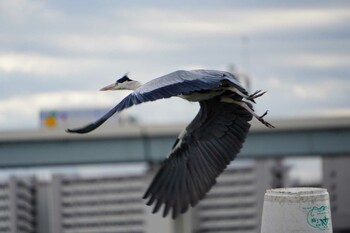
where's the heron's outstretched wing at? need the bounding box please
[67,70,243,134]
[143,99,252,219]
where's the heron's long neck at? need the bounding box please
[124,81,142,90]
[131,81,142,90]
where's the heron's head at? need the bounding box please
[100,73,141,91]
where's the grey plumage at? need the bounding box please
[143,100,252,218]
[67,69,273,218]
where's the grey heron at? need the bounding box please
[67,69,274,219]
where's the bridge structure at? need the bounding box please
[0,117,349,167]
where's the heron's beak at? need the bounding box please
[100,83,116,91]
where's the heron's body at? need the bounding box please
[133,69,244,96]
[180,88,225,101]
[67,69,273,218]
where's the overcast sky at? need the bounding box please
[0,0,349,131]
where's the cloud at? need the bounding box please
[123,7,350,37]
[292,79,350,100]
[276,53,350,70]
[0,53,117,76]
[53,34,182,54]
[0,1,349,130]
[264,76,350,101]
[292,85,325,100]
[266,77,283,89]
[0,0,62,23]
[253,75,350,119]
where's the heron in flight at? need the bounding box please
[67,69,273,218]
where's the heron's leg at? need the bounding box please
[221,97,275,128]
[227,87,249,99]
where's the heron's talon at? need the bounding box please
[247,90,267,101]
[248,90,261,98]
[257,110,275,128]
[260,110,268,118]
[258,118,275,128]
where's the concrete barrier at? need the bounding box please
[261,187,332,233]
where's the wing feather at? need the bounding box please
[67,71,238,134]
[143,99,252,218]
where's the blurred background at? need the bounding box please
[0,0,349,232]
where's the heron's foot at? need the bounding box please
[247,90,267,103]
[220,97,275,128]
[257,110,275,128]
